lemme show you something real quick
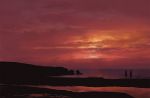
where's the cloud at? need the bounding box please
[0,0,150,68]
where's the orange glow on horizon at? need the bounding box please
[1,0,150,68]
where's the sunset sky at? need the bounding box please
[0,0,150,69]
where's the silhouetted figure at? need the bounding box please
[69,70,74,75]
[129,70,133,79]
[124,70,128,79]
[76,70,82,75]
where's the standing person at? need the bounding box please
[76,70,82,75]
[124,70,128,79]
[129,70,133,79]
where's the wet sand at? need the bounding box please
[42,86,150,98]
[0,85,134,98]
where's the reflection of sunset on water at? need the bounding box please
[42,86,150,98]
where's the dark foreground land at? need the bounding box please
[0,62,149,98]
[1,77,150,88]
[0,85,134,98]
[1,78,149,98]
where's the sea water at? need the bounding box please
[79,69,150,79]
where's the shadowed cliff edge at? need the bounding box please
[0,62,76,78]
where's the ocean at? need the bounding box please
[80,69,150,79]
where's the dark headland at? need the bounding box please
[0,62,76,78]
[1,62,149,98]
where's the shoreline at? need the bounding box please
[1,77,150,88]
[0,85,134,98]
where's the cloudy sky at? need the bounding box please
[0,0,150,69]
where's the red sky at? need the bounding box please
[0,0,150,69]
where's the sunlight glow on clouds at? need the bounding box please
[0,0,150,68]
